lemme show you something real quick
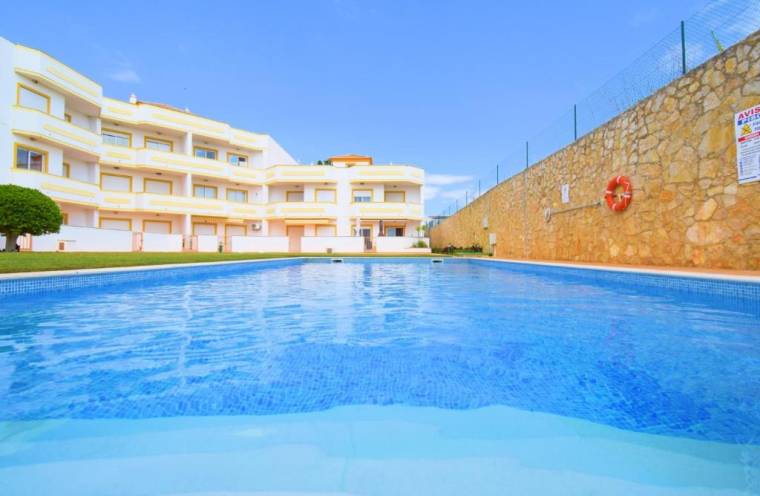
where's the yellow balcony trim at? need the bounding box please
[12,129,98,157]
[47,66,100,98]
[150,198,225,211]
[151,112,226,134]
[105,150,134,159]
[103,196,133,204]
[150,155,225,171]
[105,105,135,116]
[41,182,97,198]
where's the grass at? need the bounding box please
[0,252,440,274]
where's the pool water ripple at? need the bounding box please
[0,260,758,446]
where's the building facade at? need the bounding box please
[0,37,427,253]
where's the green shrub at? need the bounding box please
[411,239,428,248]
[0,185,62,252]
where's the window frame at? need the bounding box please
[226,152,249,167]
[224,224,248,237]
[143,178,173,195]
[102,127,133,148]
[16,83,51,114]
[352,189,373,203]
[14,143,48,173]
[226,188,248,203]
[193,146,218,160]
[99,172,133,192]
[384,190,406,203]
[193,184,218,199]
[99,217,132,231]
[192,222,217,235]
[286,190,305,202]
[62,212,69,225]
[144,136,174,152]
[143,219,173,234]
[62,162,70,178]
[315,188,337,203]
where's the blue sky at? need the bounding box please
[2,0,706,213]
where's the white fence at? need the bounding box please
[375,236,431,253]
[197,235,220,252]
[15,226,134,252]
[301,236,364,253]
[229,236,289,253]
[142,233,183,252]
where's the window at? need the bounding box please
[64,113,72,123]
[386,226,405,237]
[193,223,216,235]
[316,225,336,237]
[62,213,69,225]
[194,146,217,160]
[352,189,372,203]
[227,153,248,166]
[315,189,336,203]
[62,162,70,178]
[99,217,132,231]
[143,220,172,234]
[15,144,47,172]
[286,191,304,202]
[144,178,172,195]
[102,128,131,147]
[17,84,50,113]
[225,224,246,237]
[145,137,173,152]
[193,184,218,199]
[226,189,248,203]
[100,173,132,192]
[384,191,405,203]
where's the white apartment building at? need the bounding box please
[0,37,428,254]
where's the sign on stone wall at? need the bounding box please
[735,104,760,184]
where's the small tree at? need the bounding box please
[0,185,63,252]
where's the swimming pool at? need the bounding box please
[1,258,758,494]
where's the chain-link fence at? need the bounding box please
[430,0,760,228]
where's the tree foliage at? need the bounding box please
[0,185,62,251]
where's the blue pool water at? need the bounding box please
[1,258,759,495]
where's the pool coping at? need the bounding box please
[462,257,760,284]
[0,257,302,281]
[1,255,758,284]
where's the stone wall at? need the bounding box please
[430,30,760,271]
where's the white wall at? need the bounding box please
[301,236,364,253]
[142,232,182,252]
[230,236,289,253]
[30,226,133,252]
[375,236,430,253]
[197,234,219,252]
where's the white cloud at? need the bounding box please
[426,174,473,186]
[424,185,440,201]
[107,68,141,84]
[440,188,471,201]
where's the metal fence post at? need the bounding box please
[525,141,529,169]
[573,104,578,140]
[681,20,687,74]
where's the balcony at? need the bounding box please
[14,45,102,113]
[266,202,337,219]
[10,168,99,206]
[349,165,424,184]
[352,202,424,220]
[264,165,337,184]
[12,106,100,159]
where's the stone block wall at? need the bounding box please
[430,30,760,271]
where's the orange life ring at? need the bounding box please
[605,176,633,212]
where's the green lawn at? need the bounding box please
[0,252,439,274]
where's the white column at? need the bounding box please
[183,173,193,197]
[90,209,99,228]
[261,219,269,236]
[91,162,100,185]
[184,132,193,155]
[183,214,192,235]
[260,184,269,204]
